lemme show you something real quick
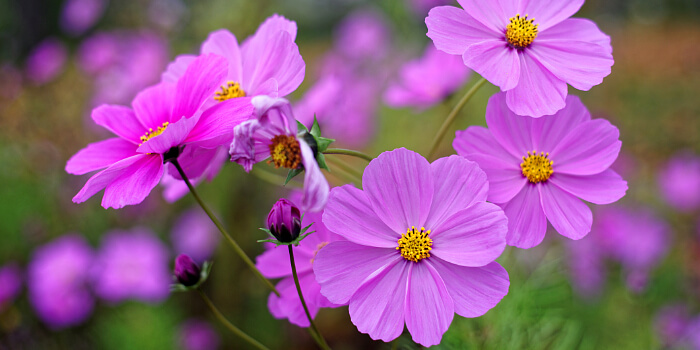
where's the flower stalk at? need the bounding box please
[197,289,271,350]
[288,245,331,350]
[323,148,374,162]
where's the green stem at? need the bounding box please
[289,245,331,350]
[325,156,363,184]
[323,148,374,162]
[197,289,271,350]
[427,77,487,160]
[171,159,280,297]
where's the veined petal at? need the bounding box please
[102,155,165,209]
[72,154,149,205]
[91,105,144,144]
[243,14,297,46]
[550,169,627,205]
[550,119,621,176]
[185,97,254,145]
[520,0,584,31]
[530,95,591,152]
[501,184,547,248]
[136,115,200,155]
[241,31,305,98]
[485,93,534,157]
[426,6,501,55]
[462,41,520,91]
[172,54,228,120]
[404,263,454,347]
[229,119,267,172]
[166,146,220,181]
[65,138,137,175]
[505,52,567,118]
[538,18,612,53]
[299,140,329,212]
[529,40,613,91]
[132,82,176,130]
[457,0,519,34]
[201,29,243,83]
[539,183,592,240]
[161,55,196,83]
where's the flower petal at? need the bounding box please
[102,155,165,209]
[300,140,329,212]
[72,154,149,205]
[172,54,228,120]
[136,115,200,155]
[530,95,591,152]
[550,119,621,175]
[550,169,627,205]
[229,120,267,172]
[243,14,298,45]
[132,82,176,130]
[538,18,611,53]
[268,273,324,328]
[505,52,567,118]
[161,54,196,83]
[201,29,243,83]
[539,183,592,240]
[404,263,454,347]
[501,184,547,248]
[185,97,254,146]
[425,6,501,55]
[166,146,220,181]
[65,138,137,175]
[457,0,519,34]
[256,245,304,279]
[485,93,534,157]
[529,40,613,91]
[241,31,305,97]
[522,0,584,31]
[363,148,434,233]
[462,40,520,91]
[91,105,144,144]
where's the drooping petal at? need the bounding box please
[241,31,305,97]
[200,29,243,83]
[185,97,254,146]
[425,155,489,228]
[530,95,591,152]
[425,6,501,55]
[161,54,196,83]
[322,185,398,248]
[404,263,454,347]
[229,120,267,172]
[132,82,176,130]
[521,0,584,31]
[485,93,533,157]
[72,154,149,204]
[171,54,228,121]
[550,169,627,205]
[101,154,165,209]
[299,140,329,213]
[462,41,520,91]
[456,0,519,34]
[537,18,612,53]
[65,138,137,175]
[505,52,567,118]
[529,40,613,91]
[91,105,145,144]
[363,148,434,233]
[431,202,507,267]
[428,258,509,318]
[136,115,200,155]
[551,119,621,175]
[539,183,592,240]
[313,241,401,305]
[500,184,547,248]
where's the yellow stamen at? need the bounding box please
[521,150,553,183]
[268,135,302,169]
[396,226,433,263]
[214,81,246,101]
[139,122,169,145]
[506,14,538,49]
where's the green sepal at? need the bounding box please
[297,120,309,133]
[316,152,330,172]
[315,136,334,153]
[310,116,321,138]
[170,261,214,292]
[284,168,304,185]
[256,221,316,246]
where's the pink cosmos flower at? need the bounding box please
[454,93,627,248]
[426,0,614,117]
[179,319,221,350]
[65,53,254,209]
[171,208,219,263]
[658,151,700,212]
[334,10,391,62]
[384,43,471,110]
[60,0,107,36]
[25,38,68,85]
[230,96,330,212]
[655,304,692,348]
[314,148,509,346]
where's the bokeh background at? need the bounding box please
[1,0,699,349]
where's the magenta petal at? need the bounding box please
[229,120,266,172]
[322,185,398,248]
[244,14,297,46]
[428,259,509,318]
[161,55,196,83]
[300,140,329,212]
[523,0,584,31]
[404,263,454,347]
[348,260,409,343]
[166,147,219,181]
[65,138,137,175]
[92,105,145,143]
[268,273,322,327]
[72,154,148,204]
[485,93,533,157]
[538,18,612,53]
[172,54,227,120]
[530,95,591,152]
[425,155,489,228]
[425,6,500,55]
[137,115,200,155]
[431,202,507,267]
[529,40,613,91]
[506,53,567,118]
[241,31,304,98]
[457,0,518,34]
[256,246,293,279]
[539,184,592,240]
[463,41,520,91]
[551,119,621,175]
[313,241,400,305]
[102,155,164,209]
[501,184,547,248]
[363,148,434,233]
[550,169,627,205]
[132,82,176,130]
[200,29,243,83]
[185,97,254,145]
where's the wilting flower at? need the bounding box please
[92,228,171,303]
[174,254,201,287]
[314,148,509,346]
[59,0,107,36]
[256,197,343,327]
[25,38,68,85]
[658,151,700,212]
[230,96,329,212]
[179,319,221,350]
[426,0,613,117]
[65,53,253,209]
[384,44,471,110]
[0,263,22,311]
[454,93,627,248]
[28,235,94,329]
[171,208,219,263]
[267,198,302,243]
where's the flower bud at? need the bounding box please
[174,254,201,287]
[267,198,302,243]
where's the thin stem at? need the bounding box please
[251,167,303,188]
[323,148,373,162]
[289,245,331,350]
[171,159,279,297]
[197,289,271,350]
[427,77,487,160]
[325,156,363,184]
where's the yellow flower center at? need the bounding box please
[397,226,433,263]
[214,81,246,101]
[268,135,302,169]
[139,122,169,145]
[310,241,329,265]
[521,150,553,183]
[506,14,538,49]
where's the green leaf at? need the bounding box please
[316,153,330,171]
[310,116,321,138]
[284,168,304,185]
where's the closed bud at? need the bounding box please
[174,254,201,287]
[267,198,302,243]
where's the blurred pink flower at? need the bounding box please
[658,151,700,212]
[334,10,391,62]
[60,0,107,36]
[171,208,219,263]
[179,319,220,350]
[0,263,22,311]
[654,304,691,347]
[25,38,68,85]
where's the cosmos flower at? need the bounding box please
[454,93,627,248]
[314,148,509,346]
[658,151,700,212]
[334,9,391,62]
[179,319,221,350]
[171,208,219,263]
[65,53,253,209]
[59,0,107,36]
[25,38,68,85]
[229,96,329,212]
[426,0,613,117]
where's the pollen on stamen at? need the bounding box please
[396,226,433,263]
[214,81,246,101]
[506,14,538,49]
[139,122,169,145]
[521,150,553,183]
[268,135,302,169]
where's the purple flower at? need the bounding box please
[314,148,509,346]
[92,228,171,303]
[179,319,220,350]
[426,0,614,117]
[267,198,302,243]
[65,53,254,209]
[229,96,330,212]
[60,0,107,36]
[28,235,94,329]
[77,33,120,75]
[25,38,68,85]
[384,44,471,110]
[256,197,343,327]
[334,10,391,62]
[174,254,201,287]
[0,263,22,311]
[658,151,700,212]
[454,93,627,248]
[171,208,219,263]
[654,305,691,347]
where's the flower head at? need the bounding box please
[658,151,700,212]
[267,198,302,243]
[313,148,509,346]
[174,254,201,287]
[426,0,614,117]
[454,93,627,248]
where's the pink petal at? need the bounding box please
[91,105,145,144]
[501,184,547,248]
[101,154,164,209]
[172,54,227,121]
[485,93,534,157]
[550,119,621,175]
[529,40,613,91]
[363,148,434,233]
[132,82,176,130]
[300,140,329,212]
[241,31,305,98]
[322,185,398,248]
[462,40,520,91]
[161,55,195,83]
[185,97,254,146]
[539,183,592,240]
[538,18,612,53]
[243,14,297,46]
[313,241,400,305]
[521,0,584,31]
[431,202,507,267]
[267,272,323,328]
[201,29,243,83]
[166,147,220,181]
[550,169,627,205]
[505,52,567,118]
[425,155,489,228]
[425,6,501,55]
[229,120,267,172]
[456,0,519,34]
[428,259,509,318]
[404,263,454,347]
[256,246,293,279]
[65,138,137,175]
[72,154,149,204]
[530,95,591,152]
[136,115,200,155]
